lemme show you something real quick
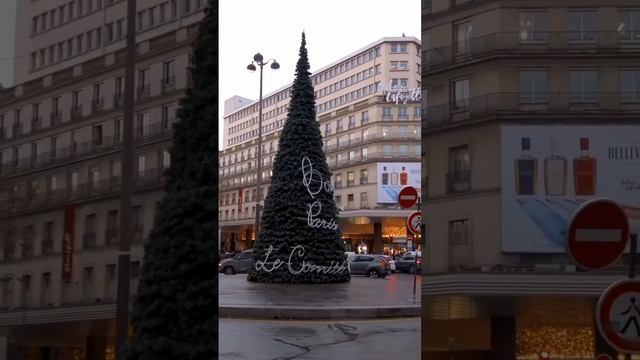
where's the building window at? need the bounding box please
[336,119,343,132]
[361,111,369,124]
[570,69,599,103]
[449,219,470,245]
[568,10,597,43]
[454,21,473,54]
[519,70,549,103]
[621,70,640,103]
[360,192,369,208]
[362,147,368,159]
[137,155,146,177]
[335,174,343,188]
[391,78,409,89]
[162,59,175,88]
[347,172,355,186]
[390,61,409,70]
[398,107,408,119]
[383,145,393,157]
[447,145,471,193]
[136,112,150,137]
[163,150,171,169]
[519,11,548,43]
[619,10,640,42]
[382,107,392,119]
[42,222,54,255]
[382,127,390,138]
[390,43,408,53]
[92,124,103,146]
[453,79,470,110]
[348,116,356,129]
[347,194,355,209]
[162,104,172,129]
[360,169,368,184]
[399,145,409,157]
[324,123,331,136]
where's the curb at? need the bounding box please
[219,304,420,320]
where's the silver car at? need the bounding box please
[348,255,390,278]
[219,249,254,275]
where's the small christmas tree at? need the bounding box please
[247,33,350,284]
[125,1,218,358]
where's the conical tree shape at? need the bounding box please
[124,1,218,358]
[247,33,350,284]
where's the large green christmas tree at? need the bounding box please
[247,33,350,284]
[124,1,218,358]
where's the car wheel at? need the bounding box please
[367,269,379,278]
[224,267,235,275]
[409,265,416,274]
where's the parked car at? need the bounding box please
[219,249,254,275]
[395,254,421,274]
[345,251,356,262]
[381,255,396,273]
[348,255,390,278]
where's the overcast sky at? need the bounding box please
[0,0,16,88]
[219,0,420,150]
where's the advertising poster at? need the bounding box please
[62,206,76,281]
[377,162,421,203]
[501,125,640,253]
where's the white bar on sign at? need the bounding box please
[575,229,623,242]
[400,195,416,200]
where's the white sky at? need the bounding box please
[218,0,420,150]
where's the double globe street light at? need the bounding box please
[247,53,279,248]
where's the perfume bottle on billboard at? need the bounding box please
[573,137,597,196]
[381,166,389,185]
[544,138,567,196]
[515,137,537,195]
[391,170,399,185]
[400,166,408,185]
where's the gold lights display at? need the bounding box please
[516,325,594,359]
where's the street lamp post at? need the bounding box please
[247,53,279,249]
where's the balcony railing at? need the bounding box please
[105,228,118,246]
[113,93,124,108]
[323,132,420,153]
[161,76,176,93]
[446,170,471,194]
[70,105,83,120]
[31,117,43,130]
[2,126,172,177]
[424,31,640,72]
[0,172,166,216]
[137,84,151,99]
[83,233,97,248]
[425,92,640,128]
[91,98,105,113]
[50,111,62,126]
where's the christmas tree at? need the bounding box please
[247,33,350,284]
[124,1,218,358]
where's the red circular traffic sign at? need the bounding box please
[407,211,421,235]
[596,279,640,353]
[568,198,629,269]
[398,186,419,209]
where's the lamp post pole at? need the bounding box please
[247,54,279,249]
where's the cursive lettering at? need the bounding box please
[255,245,349,275]
[297,201,339,230]
[301,156,333,199]
[621,178,640,191]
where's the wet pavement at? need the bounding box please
[219,318,419,360]
[219,272,422,307]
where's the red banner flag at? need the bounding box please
[62,206,76,282]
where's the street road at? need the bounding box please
[219,317,419,360]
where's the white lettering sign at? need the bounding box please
[378,81,422,104]
[255,245,349,275]
[299,156,339,231]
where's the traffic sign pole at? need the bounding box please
[412,201,420,304]
[630,235,637,279]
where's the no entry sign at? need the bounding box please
[398,186,419,209]
[568,198,630,269]
[597,279,640,353]
[407,211,422,235]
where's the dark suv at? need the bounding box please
[395,254,421,274]
[348,255,390,278]
[219,249,254,275]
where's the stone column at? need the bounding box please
[85,337,107,360]
[490,316,516,360]
[373,222,383,254]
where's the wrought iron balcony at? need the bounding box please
[425,92,640,128]
[446,170,471,194]
[424,31,640,73]
[161,76,176,93]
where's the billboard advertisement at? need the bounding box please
[501,125,640,253]
[376,162,421,203]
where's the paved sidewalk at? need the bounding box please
[219,273,421,320]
